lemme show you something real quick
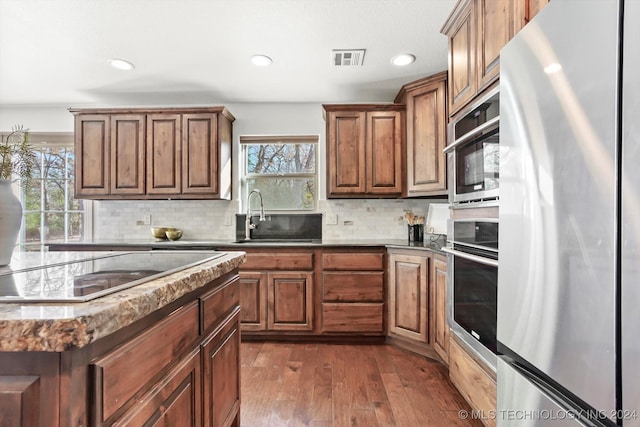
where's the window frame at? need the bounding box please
[240,135,319,213]
[18,133,92,251]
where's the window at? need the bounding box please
[241,135,318,211]
[19,136,90,250]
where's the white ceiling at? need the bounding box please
[0,0,455,107]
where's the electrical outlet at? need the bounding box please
[143,214,151,225]
[326,214,338,225]
[224,215,232,226]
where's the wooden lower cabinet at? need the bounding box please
[236,249,314,334]
[431,254,449,364]
[0,353,58,427]
[387,248,450,363]
[449,335,496,427]
[113,347,202,426]
[269,272,314,331]
[321,249,385,335]
[387,250,429,343]
[202,311,241,427]
[239,272,267,331]
[235,247,387,338]
[0,271,241,427]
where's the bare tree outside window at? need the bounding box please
[20,144,88,249]
[242,136,318,211]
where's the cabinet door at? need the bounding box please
[75,114,110,197]
[110,114,145,195]
[476,0,515,92]
[431,255,449,364]
[181,113,219,195]
[326,111,366,195]
[445,0,476,115]
[388,253,429,343]
[405,76,447,196]
[146,113,181,195]
[92,302,200,424]
[112,348,201,427]
[366,111,403,195]
[239,271,268,331]
[0,353,59,427]
[268,272,313,331]
[202,311,241,427]
[515,0,550,31]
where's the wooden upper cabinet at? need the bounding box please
[395,72,448,197]
[326,110,366,194]
[366,111,403,195]
[476,0,515,93]
[75,115,110,197]
[70,107,234,200]
[181,113,218,195]
[442,0,476,116]
[110,114,145,196]
[324,104,404,198]
[146,113,182,195]
[515,0,550,31]
[442,0,544,115]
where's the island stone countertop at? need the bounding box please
[0,250,246,352]
[47,237,447,254]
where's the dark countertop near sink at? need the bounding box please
[47,238,446,254]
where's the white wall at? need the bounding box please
[1,103,445,241]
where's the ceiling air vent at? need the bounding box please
[332,49,366,67]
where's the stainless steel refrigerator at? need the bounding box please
[498,0,639,426]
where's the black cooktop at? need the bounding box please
[0,251,224,303]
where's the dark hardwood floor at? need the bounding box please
[240,342,483,427]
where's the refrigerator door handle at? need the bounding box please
[441,247,499,267]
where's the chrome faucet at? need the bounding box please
[245,189,265,240]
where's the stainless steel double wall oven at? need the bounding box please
[443,85,500,369]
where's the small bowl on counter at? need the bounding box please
[165,228,183,241]
[151,226,170,240]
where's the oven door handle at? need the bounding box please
[443,115,500,154]
[441,247,499,267]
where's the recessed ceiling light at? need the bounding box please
[391,54,416,66]
[107,58,135,71]
[251,55,272,67]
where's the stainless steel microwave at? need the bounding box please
[445,86,500,205]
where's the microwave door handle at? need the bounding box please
[443,115,500,153]
[441,247,499,268]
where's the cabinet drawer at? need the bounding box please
[92,301,200,423]
[322,272,383,301]
[322,252,384,270]
[322,303,383,333]
[201,275,239,334]
[112,347,201,427]
[242,252,314,270]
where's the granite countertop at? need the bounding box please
[47,237,447,254]
[0,251,246,352]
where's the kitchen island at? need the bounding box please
[0,250,246,427]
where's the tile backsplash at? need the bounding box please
[94,198,447,241]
